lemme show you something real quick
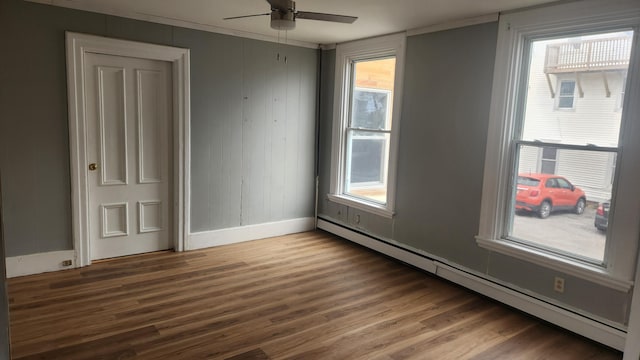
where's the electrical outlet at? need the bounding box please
[554,277,565,293]
[62,260,73,267]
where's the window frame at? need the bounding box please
[329,33,406,218]
[476,0,640,291]
[616,73,627,112]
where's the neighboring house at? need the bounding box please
[517,34,632,202]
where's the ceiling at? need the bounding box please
[30,0,562,46]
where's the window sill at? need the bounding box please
[327,194,395,218]
[476,236,633,292]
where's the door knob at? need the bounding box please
[88,163,98,171]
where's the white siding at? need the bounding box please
[556,149,612,202]
[518,145,540,174]
[523,43,624,147]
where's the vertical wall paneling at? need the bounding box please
[268,48,287,222]
[179,31,245,232]
[240,42,317,227]
[171,29,318,232]
[283,52,300,219]
[241,41,270,226]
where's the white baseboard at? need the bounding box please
[6,250,76,278]
[188,217,316,251]
[317,219,438,273]
[435,263,626,350]
[317,218,626,351]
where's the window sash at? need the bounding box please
[349,86,393,131]
[329,33,406,218]
[507,141,618,264]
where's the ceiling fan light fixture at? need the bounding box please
[270,11,295,30]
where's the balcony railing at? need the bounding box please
[544,37,632,73]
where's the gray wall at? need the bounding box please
[0,0,317,256]
[317,22,631,325]
[0,176,10,359]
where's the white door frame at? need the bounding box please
[66,32,191,267]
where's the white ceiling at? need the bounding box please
[31,0,561,46]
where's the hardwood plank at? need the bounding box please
[13,325,158,360]
[224,348,270,360]
[7,231,622,359]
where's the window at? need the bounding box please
[477,0,640,289]
[329,33,405,217]
[557,80,576,109]
[511,32,631,263]
[346,85,393,204]
[540,147,557,174]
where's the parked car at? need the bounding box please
[515,173,586,219]
[594,200,610,232]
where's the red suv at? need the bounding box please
[515,173,586,219]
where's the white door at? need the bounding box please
[84,53,172,260]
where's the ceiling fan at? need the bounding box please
[224,0,358,30]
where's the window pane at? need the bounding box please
[351,58,396,130]
[351,89,390,130]
[511,145,615,262]
[345,130,390,204]
[540,160,556,174]
[542,147,557,160]
[559,81,575,95]
[557,96,574,109]
[521,31,633,146]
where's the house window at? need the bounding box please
[557,80,576,109]
[329,33,405,217]
[477,0,640,289]
[540,147,557,174]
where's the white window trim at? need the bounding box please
[616,73,627,112]
[329,32,406,218]
[477,0,640,291]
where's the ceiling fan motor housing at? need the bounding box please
[270,0,296,30]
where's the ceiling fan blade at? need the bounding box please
[223,13,271,20]
[295,11,357,24]
[265,0,291,11]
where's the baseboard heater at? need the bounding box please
[316,216,626,351]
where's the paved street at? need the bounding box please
[511,206,605,261]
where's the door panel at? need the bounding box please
[85,53,172,260]
[97,66,128,185]
[137,69,164,184]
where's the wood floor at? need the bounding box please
[8,231,622,359]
